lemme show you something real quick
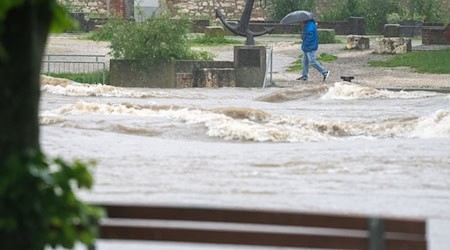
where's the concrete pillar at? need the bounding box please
[234,46,266,88]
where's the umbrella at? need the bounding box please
[280,10,317,25]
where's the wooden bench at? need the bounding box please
[91,203,427,250]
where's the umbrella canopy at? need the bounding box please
[280,10,317,25]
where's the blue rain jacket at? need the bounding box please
[301,20,318,52]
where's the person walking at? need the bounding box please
[298,20,330,81]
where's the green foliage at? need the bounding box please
[320,0,366,21]
[405,0,443,22]
[0,150,103,250]
[369,48,450,74]
[266,0,316,21]
[318,29,336,44]
[190,35,241,46]
[50,4,76,33]
[386,13,402,24]
[320,0,445,32]
[364,0,400,33]
[89,18,129,41]
[320,0,399,33]
[0,0,74,60]
[109,15,211,68]
[287,53,337,72]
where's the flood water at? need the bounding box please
[40,80,450,249]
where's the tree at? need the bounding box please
[366,0,400,32]
[0,1,101,249]
[407,0,443,22]
[320,0,366,22]
[267,0,316,21]
[0,0,53,165]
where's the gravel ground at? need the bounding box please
[44,34,450,89]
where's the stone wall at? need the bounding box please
[165,0,346,20]
[60,0,450,24]
[166,0,266,20]
[60,0,108,16]
[422,25,450,45]
[59,0,133,18]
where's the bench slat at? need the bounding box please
[99,204,426,234]
[99,224,426,250]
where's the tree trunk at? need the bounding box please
[0,1,52,165]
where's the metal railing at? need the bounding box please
[263,46,273,88]
[41,54,107,84]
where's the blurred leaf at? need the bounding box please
[50,4,74,32]
[0,151,102,249]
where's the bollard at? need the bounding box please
[341,76,355,82]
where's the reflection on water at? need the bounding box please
[40,79,450,224]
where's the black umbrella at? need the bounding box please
[280,10,317,25]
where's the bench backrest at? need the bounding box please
[93,203,427,250]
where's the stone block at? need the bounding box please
[205,26,225,38]
[422,26,448,45]
[346,35,370,50]
[195,68,235,88]
[176,73,194,88]
[374,38,412,54]
[384,24,401,37]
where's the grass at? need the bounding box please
[44,71,109,84]
[369,48,450,74]
[287,53,337,72]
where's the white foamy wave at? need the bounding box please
[206,117,332,142]
[46,102,449,142]
[322,82,440,100]
[39,116,66,125]
[43,102,428,142]
[411,110,450,138]
[42,83,190,98]
[41,78,207,99]
[42,102,396,142]
[43,102,334,142]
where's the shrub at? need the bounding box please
[318,29,336,44]
[89,18,128,41]
[405,0,444,22]
[110,15,211,68]
[387,13,402,24]
[0,150,103,250]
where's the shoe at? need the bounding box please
[297,76,307,81]
[323,71,330,81]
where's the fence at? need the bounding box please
[41,54,107,84]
